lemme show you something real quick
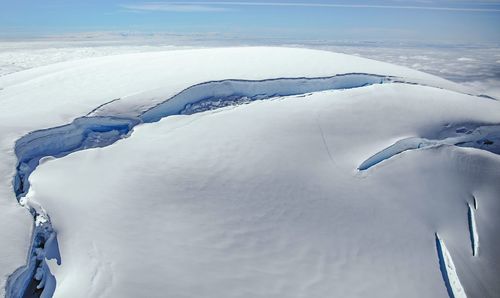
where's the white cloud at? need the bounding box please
[121,1,500,13]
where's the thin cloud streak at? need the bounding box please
[121,3,230,12]
[121,1,500,12]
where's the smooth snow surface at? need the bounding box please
[0,47,499,298]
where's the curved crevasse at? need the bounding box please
[13,117,140,198]
[7,117,138,298]
[138,74,388,122]
[358,124,500,171]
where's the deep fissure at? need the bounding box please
[358,124,500,171]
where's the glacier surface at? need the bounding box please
[0,47,499,298]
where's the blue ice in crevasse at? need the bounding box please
[7,116,138,298]
[358,124,500,171]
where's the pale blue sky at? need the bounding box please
[1,0,500,42]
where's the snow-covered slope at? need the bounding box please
[0,47,473,128]
[0,47,498,298]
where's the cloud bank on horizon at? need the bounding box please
[0,0,499,43]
